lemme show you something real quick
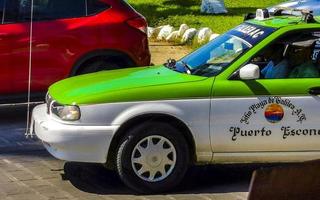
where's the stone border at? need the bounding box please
[148,24,220,46]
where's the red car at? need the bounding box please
[0,0,150,102]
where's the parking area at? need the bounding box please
[0,43,251,200]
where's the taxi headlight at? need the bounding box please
[52,104,81,121]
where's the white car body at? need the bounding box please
[33,95,320,165]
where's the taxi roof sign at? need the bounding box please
[255,9,270,21]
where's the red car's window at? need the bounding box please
[2,0,21,24]
[0,0,110,24]
[87,0,110,16]
[0,0,3,23]
[33,0,87,20]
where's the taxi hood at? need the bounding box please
[48,65,211,105]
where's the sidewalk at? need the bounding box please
[0,152,249,200]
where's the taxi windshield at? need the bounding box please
[175,23,276,77]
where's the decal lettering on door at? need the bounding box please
[229,127,272,141]
[239,97,306,125]
[229,97,312,141]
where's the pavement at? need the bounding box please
[0,43,251,200]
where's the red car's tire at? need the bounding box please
[77,59,122,75]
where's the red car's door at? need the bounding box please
[6,0,75,96]
[27,0,88,93]
[0,24,14,95]
[31,20,70,93]
[7,23,31,95]
[0,0,30,96]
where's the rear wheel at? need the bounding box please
[116,122,190,194]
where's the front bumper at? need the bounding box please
[32,104,119,163]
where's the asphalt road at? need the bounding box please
[0,104,253,200]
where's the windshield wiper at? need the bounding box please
[164,59,192,74]
[181,61,192,74]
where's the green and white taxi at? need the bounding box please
[32,9,320,193]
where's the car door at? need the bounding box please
[1,0,31,96]
[30,0,87,93]
[11,0,102,97]
[0,0,30,95]
[210,29,320,161]
[0,0,12,95]
[8,0,88,95]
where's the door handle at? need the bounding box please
[309,87,320,95]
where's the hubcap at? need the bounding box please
[131,135,177,182]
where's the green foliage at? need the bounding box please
[128,0,286,33]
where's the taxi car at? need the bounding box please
[32,9,320,193]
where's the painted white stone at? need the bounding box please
[178,24,189,37]
[196,27,213,44]
[209,33,220,41]
[166,31,179,42]
[181,28,197,43]
[147,27,154,38]
[157,25,175,40]
[149,26,164,38]
[201,0,227,14]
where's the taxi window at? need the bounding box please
[249,30,320,79]
[176,23,276,77]
[177,33,251,77]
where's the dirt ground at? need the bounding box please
[149,41,192,65]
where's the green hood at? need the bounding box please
[49,65,213,105]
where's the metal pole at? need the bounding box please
[25,0,34,137]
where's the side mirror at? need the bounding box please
[239,64,260,80]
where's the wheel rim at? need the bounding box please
[131,135,177,182]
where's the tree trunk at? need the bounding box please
[201,0,227,14]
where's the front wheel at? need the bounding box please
[116,122,190,194]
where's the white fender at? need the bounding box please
[112,102,185,126]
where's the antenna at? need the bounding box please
[25,0,34,138]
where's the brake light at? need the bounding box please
[126,17,148,34]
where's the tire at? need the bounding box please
[116,122,190,194]
[78,59,122,75]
